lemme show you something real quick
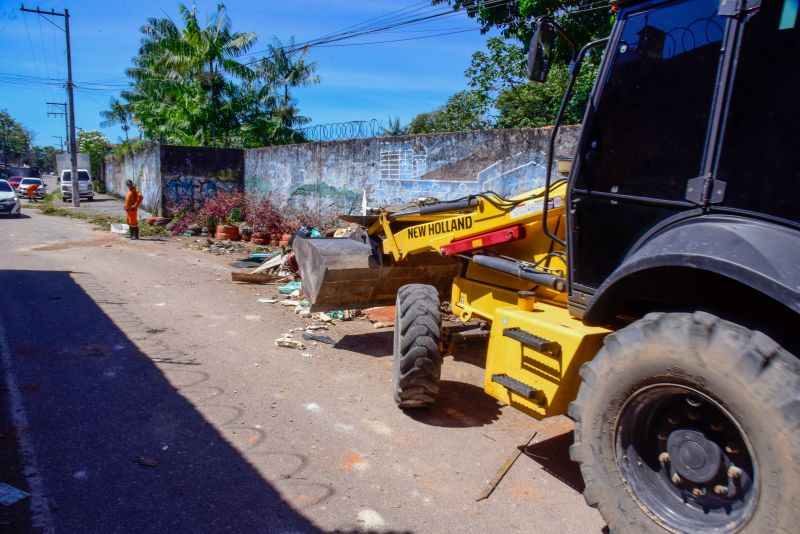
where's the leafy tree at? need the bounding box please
[100,97,133,147]
[406,90,491,134]
[261,37,319,130]
[77,130,111,180]
[31,145,58,172]
[113,3,318,148]
[432,1,613,62]
[0,110,33,168]
[465,36,597,127]
[382,117,404,136]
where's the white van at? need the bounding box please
[60,169,94,201]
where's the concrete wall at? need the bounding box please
[105,145,244,217]
[244,126,580,214]
[104,126,579,217]
[104,146,161,213]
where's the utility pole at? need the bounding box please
[46,102,68,153]
[53,136,64,152]
[21,5,80,207]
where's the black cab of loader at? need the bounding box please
[533,0,800,349]
[529,1,799,532]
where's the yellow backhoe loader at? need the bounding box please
[295,1,800,532]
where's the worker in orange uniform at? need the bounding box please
[26,182,39,202]
[124,180,144,240]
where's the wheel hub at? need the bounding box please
[667,429,723,484]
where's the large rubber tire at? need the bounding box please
[393,284,442,408]
[569,312,800,534]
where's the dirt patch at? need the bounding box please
[339,451,366,472]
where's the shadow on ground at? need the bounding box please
[522,430,585,493]
[334,331,393,357]
[405,381,501,428]
[0,269,322,533]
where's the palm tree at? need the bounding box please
[262,38,320,129]
[100,97,133,146]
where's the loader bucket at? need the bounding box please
[294,236,460,312]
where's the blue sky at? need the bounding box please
[0,0,503,147]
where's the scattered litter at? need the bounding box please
[315,312,333,323]
[305,402,321,412]
[0,483,29,506]
[373,322,388,329]
[302,332,336,345]
[279,281,302,295]
[110,223,129,234]
[161,445,169,451]
[280,299,301,307]
[257,297,278,303]
[244,315,261,321]
[73,470,88,480]
[155,303,167,307]
[302,352,313,358]
[305,324,329,331]
[275,336,306,350]
[289,289,301,298]
[297,309,311,318]
[135,457,160,468]
[251,253,284,274]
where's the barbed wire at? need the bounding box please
[295,119,401,142]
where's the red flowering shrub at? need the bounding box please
[245,192,287,240]
[195,190,246,230]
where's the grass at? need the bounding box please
[23,192,168,238]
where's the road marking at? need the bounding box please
[0,319,55,533]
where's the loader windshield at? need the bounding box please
[575,0,724,200]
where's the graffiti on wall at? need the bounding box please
[243,127,580,209]
[289,182,362,214]
[164,175,239,213]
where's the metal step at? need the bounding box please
[503,327,561,356]
[491,374,544,404]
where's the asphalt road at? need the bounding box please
[0,210,605,533]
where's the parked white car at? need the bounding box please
[0,179,21,217]
[60,169,94,201]
[16,177,46,199]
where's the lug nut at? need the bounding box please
[658,452,670,464]
[687,396,702,407]
[725,443,740,455]
[667,414,680,425]
[671,473,682,485]
[714,485,728,496]
[688,411,700,421]
[692,487,707,497]
[710,421,724,431]
[728,465,743,479]
[657,430,669,441]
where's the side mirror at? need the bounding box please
[528,19,556,83]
